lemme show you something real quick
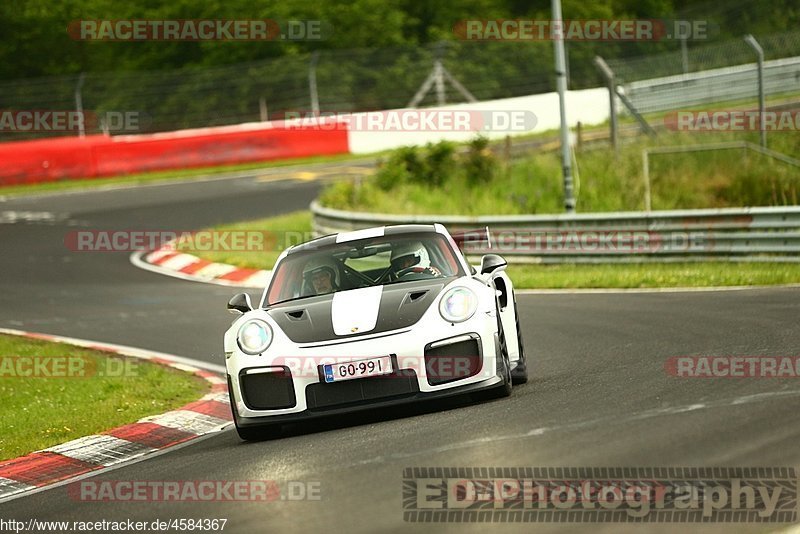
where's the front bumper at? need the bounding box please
[229,369,504,428]
[226,316,503,425]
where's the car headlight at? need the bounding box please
[439,287,478,323]
[237,319,273,355]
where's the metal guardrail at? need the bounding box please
[625,56,800,115]
[310,201,800,263]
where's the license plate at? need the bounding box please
[323,356,392,383]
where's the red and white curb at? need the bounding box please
[0,328,232,503]
[130,246,271,288]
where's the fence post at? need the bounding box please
[680,36,689,74]
[74,73,86,138]
[593,56,618,153]
[309,51,320,116]
[259,97,268,122]
[744,34,766,149]
[642,149,651,212]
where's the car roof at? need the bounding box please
[286,224,439,255]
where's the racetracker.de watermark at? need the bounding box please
[0,355,138,378]
[64,230,277,253]
[265,356,482,381]
[276,110,537,132]
[458,228,711,255]
[665,110,800,132]
[68,480,321,502]
[666,356,800,378]
[403,467,797,522]
[64,229,387,253]
[68,19,331,41]
[454,19,715,41]
[0,110,145,133]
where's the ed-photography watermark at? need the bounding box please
[0,355,138,378]
[68,480,321,502]
[277,110,537,133]
[0,110,146,133]
[68,19,332,41]
[666,356,800,378]
[403,467,797,522]
[454,19,716,41]
[665,110,800,132]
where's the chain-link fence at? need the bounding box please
[3,30,799,142]
[597,29,800,117]
[605,29,800,84]
[0,41,566,141]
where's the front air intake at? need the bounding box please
[424,334,482,386]
[239,367,296,410]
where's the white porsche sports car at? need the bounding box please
[224,223,527,440]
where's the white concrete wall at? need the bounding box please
[347,87,609,154]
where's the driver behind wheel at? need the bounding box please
[390,241,442,278]
[302,257,340,295]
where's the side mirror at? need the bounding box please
[480,254,507,275]
[227,293,253,315]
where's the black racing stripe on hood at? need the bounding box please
[267,278,451,344]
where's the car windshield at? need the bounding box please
[265,232,464,305]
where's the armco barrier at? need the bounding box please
[310,201,800,263]
[0,123,349,186]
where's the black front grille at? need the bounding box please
[424,335,482,386]
[306,370,419,411]
[240,367,296,410]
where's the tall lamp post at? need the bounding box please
[552,0,576,212]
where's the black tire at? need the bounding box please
[510,293,528,385]
[489,296,513,398]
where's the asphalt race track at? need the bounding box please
[1,166,799,533]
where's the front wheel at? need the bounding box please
[510,292,528,385]
[488,299,512,398]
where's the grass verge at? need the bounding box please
[0,334,209,461]
[506,262,800,289]
[319,130,800,215]
[175,210,312,271]
[179,211,800,289]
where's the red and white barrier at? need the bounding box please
[0,87,608,187]
[0,122,350,186]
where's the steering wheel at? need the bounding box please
[396,266,443,280]
[394,266,421,278]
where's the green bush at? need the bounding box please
[319,181,359,209]
[374,156,409,191]
[423,141,456,187]
[373,141,459,190]
[462,137,498,186]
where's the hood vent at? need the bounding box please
[408,290,428,302]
